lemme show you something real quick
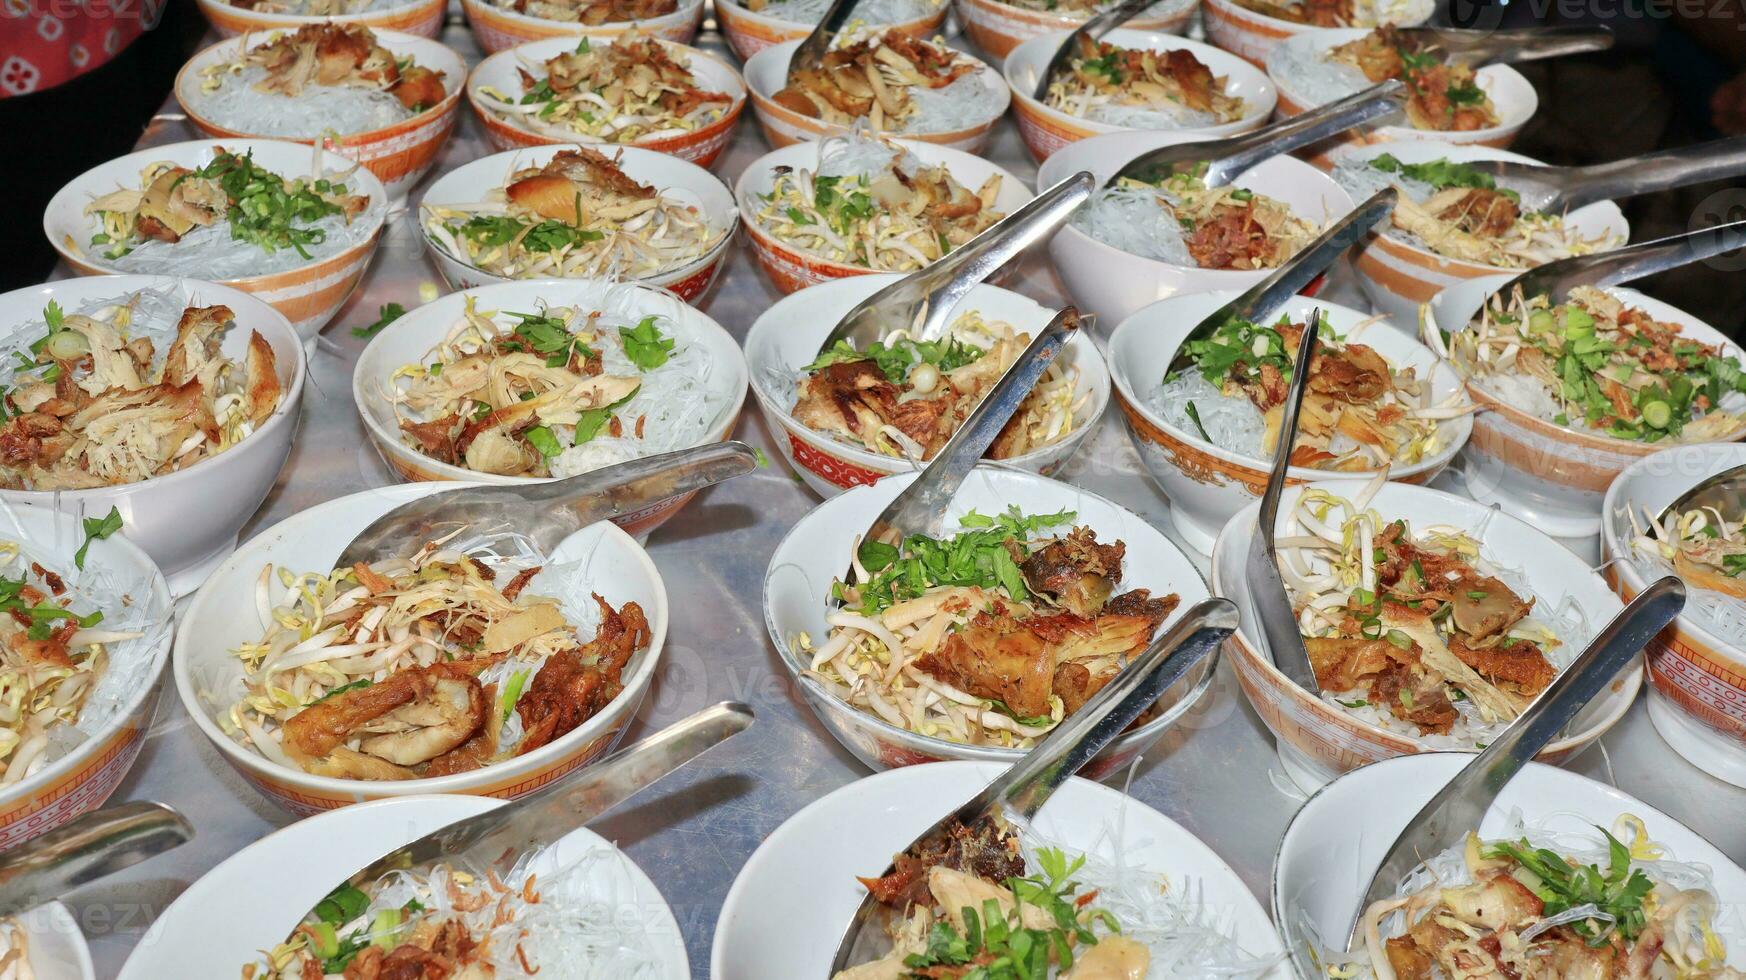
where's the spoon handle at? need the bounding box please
[0,802,193,918]
[1249,315,1321,693]
[1407,25,1613,66]
[1508,220,1746,302]
[1347,576,1686,948]
[1206,82,1404,185]
[788,0,861,76]
[1555,135,1746,211]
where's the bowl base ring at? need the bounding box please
[1646,687,1746,788]
[166,533,240,598]
[1275,739,1339,795]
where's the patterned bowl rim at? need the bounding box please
[463,35,747,152]
[458,0,706,35]
[958,0,1197,34]
[193,0,446,29]
[1201,0,1436,38]
[171,481,671,798]
[173,28,466,150]
[716,0,949,34]
[352,277,750,484]
[761,464,1219,763]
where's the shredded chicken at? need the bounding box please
[771,29,979,130]
[1328,27,1497,131]
[484,31,732,143]
[203,23,447,113]
[1044,36,1245,123]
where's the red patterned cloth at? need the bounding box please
[0,0,150,97]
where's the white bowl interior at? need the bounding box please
[354,277,747,483]
[715,760,1288,978]
[743,38,1008,134]
[764,466,1211,746]
[719,0,945,29]
[118,795,688,979]
[172,481,669,795]
[1005,28,1277,135]
[467,35,746,138]
[43,138,388,279]
[743,274,1108,472]
[1210,480,1631,744]
[177,28,466,134]
[417,143,736,280]
[1274,754,1746,971]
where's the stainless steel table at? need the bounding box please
[66,17,1746,977]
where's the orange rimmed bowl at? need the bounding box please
[468,36,745,166]
[742,39,1009,152]
[1212,479,1635,791]
[175,30,465,202]
[735,138,1033,294]
[353,278,747,539]
[1201,0,1433,66]
[1332,140,1628,325]
[43,138,388,340]
[1426,276,1745,554]
[460,0,705,53]
[1604,443,1746,787]
[716,0,949,60]
[1107,289,1469,554]
[0,505,173,850]
[194,0,446,38]
[1003,28,1276,162]
[172,481,671,816]
[958,0,1194,60]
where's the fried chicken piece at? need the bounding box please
[917,612,1055,717]
[283,660,491,776]
[1436,188,1521,239]
[1306,636,1396,692]
[792,360,900,441]
[515,596,649,754]
[1369,661,1459,734]
[858,814,1024,909]
[1016,526,1124,617]
[1447,634,1555,696]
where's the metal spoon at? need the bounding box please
[1336,576,1685,963]
[829,596,1239,973]
[1460,135,1746,213]
[1165,188,1397,379]
[336,441,760,567]
[1490,220,1746,311]
[1110,81,1406,188]
[1659,463,1746,526]
[840,307,1079,594]
[1244,316,1321,695]
[1031,0,1161,102]
[278,701,753,952]
[1391,25,1614,67]
[786,0,863,80]
[816,173,1094,355]
[0,801,193,918]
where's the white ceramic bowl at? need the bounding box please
[416,144,737,303]
[1004,28,1276,162]
[175,29,466,201]
[715,760,1290,978]
[0,504,172,848]
[1038,130,1356,330]
[195,0,446,38]
[735,139,1034,294]
[467,36,746,166]
[764,465,1214,773]
[1603,443,1746,787]
[745,275,1108,495]
[0,276,306,595]
[716,0,949,60]
[1212,480,1634,791]
[43,139,388,340]
[742,39,1010,153]
[1268,28,1537,167]
[353,278,747,538]
[1331,140,1629,326]
[1273,753,1746,974]
[957,0,1196,60]
[1426,277,1745,546]
[1107,291,1469,554]
[117,794,688,978]
[461,0,707,53]
[1202,0,1434,66]
[172,481,668,814]
[4,903,95,980]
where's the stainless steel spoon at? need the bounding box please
[1491,220,1746,310]
[815,173,1094,355]
[1110,81,1406,188]
[786,0,863,80]
[1461,135,1746,213]
[0,801,193,918]
[1391,25,1614,66]
[840,307,1080,594]
[1031,0,1163,102]
[336,441,759,567]
[829,596,1239,973]
[1245,315,1321,695]
[1336,575,1685,962]
[1166,188,1397,379]
[278,701,752,953]
[1659,462,1746,526]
